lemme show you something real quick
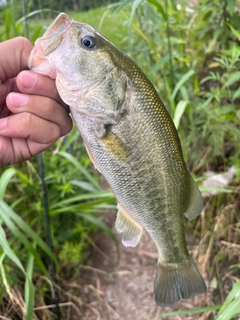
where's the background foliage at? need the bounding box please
[0,0,240,319]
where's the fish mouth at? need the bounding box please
[35,13,72,56]
[28,13,73,76]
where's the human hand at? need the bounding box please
[0,37,72,167]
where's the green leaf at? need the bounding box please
[129,0,144,28]
[0,199,57,269]
[58,151,100,191]
[226,0,236,15]
[232,87,240,100]
[0,225,35,320]
[0,167,17,199]
[0,253,12,298]
[199,187,233,194]
[225,71,240,87]
[171,69,195,101]
[147,0,167,21]
[0,225,25,274]
[173,100,188,130]
[51,199,116,215]
[215,281,240,319]
[71,180,99,192]
[228,24,240,41]
[25,252,35,320]
[0,202,47,274]
[215,297,240,320]
[50,190,114,209]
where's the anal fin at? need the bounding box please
[116,204,143,247]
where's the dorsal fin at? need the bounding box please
[116,204,143,247]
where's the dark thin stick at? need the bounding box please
[37,154,61,319]
[21,0,61,318]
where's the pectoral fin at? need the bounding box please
[84,142,101,173]
[116,204,143,247]
[98,130,130,163]
[184,176,203,220]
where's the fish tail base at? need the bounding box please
[154,257,206,306]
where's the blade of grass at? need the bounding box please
[58,151,100,191]
[51,200,116,215]
[0,225,25,274]
[228,24,240,41]
[215,297,240,320]
[0,167,17,199]
[0,199,58,268]
[173,100,188,130]
[25,251,35,320]
[50,190,114,209]
[215,281,240,320]
[0,225,35,320]
[147,0,167,21]
[71,180,100,192]
[171,69,195,101]
[0,253,12,299]
[129,0,144,29]
[159,305,222,318]
[0,203,47,274]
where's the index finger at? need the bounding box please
[0,37,33,81]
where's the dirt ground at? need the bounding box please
[77,212,213,320]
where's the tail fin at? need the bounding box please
[154,257,206,306]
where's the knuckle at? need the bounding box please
[60,116,73,136]
[23,112,34,126]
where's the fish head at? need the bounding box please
[28,13,130,121]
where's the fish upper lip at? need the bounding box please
[43,13,71,38]
[34,13,72,56]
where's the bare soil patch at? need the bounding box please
[77,212,213,320]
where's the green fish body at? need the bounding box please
[28,13,206,305]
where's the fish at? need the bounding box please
[28,13,207,306]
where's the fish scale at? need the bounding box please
[28,12,207,306]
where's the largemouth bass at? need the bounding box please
[28,13,206,306]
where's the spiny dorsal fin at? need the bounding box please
[184,176,203,220]
[116,204,143,247]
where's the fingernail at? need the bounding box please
[9,92,29,107]
[20,71,38,89]
[0,118,7,130]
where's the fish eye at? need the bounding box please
[80,35,97,50]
